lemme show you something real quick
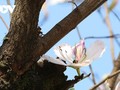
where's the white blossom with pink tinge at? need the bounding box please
[54,40,105,68]
[37,40,105,75]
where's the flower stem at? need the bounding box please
[76,68,80,76]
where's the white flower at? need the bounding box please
[37,40,105,75]
[54,40,105,68]
[38,54,67,66]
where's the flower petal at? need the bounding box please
[37,55,66,66]
[84,40,105,64]
[68,40,105,68]
[54,46,65,60]
[67,59,92,68]
[60,44,73,62]
[54,44,73,63]
[67,63,84,68]
[72,39,85,61]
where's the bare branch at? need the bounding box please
[111,10,120,22]
[6,0,12,19]
[97,7,120,48]
[89,65,96,85]
[90,70,120,90]
[108,54,120,89]
[104,3,115,61]
[0,15,9,30]
[65,73,91,90]
[36,0,107,57]
[90,54,120,90]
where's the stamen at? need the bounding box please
[74,45,77,60]
[56,57,59,59]
[83,48,86,57]
[79,48,87,63]
[73,60,78,63]
[59,46,62,51]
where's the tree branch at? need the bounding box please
[90,54,120,90]
[41,0,107,55]
[90,70,120,90]
[104,2,115,61]
[34,0,107,60]
[0,15,9,30]
[108,54,120,89]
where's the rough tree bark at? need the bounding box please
[108,54,120,90]
[0,0,106,90]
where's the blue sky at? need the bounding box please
[0,0,120,90]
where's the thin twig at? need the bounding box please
[108,0,118,12]
[85,34,120,48]
[82,73,91,79]
[107,54,120,89]
[90,70,120,90]
[111,10,120,22]
[89,65,96,85]
[76,26,82,40]
[75,73,91,82]
[68,0,77,8]
[97,8,120,48]
[0,15,9,30]
[104,2,115,61]
[6,0,12,19]
[66,73,91,90]
[97,7,104,23]
[85,34,120,39]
